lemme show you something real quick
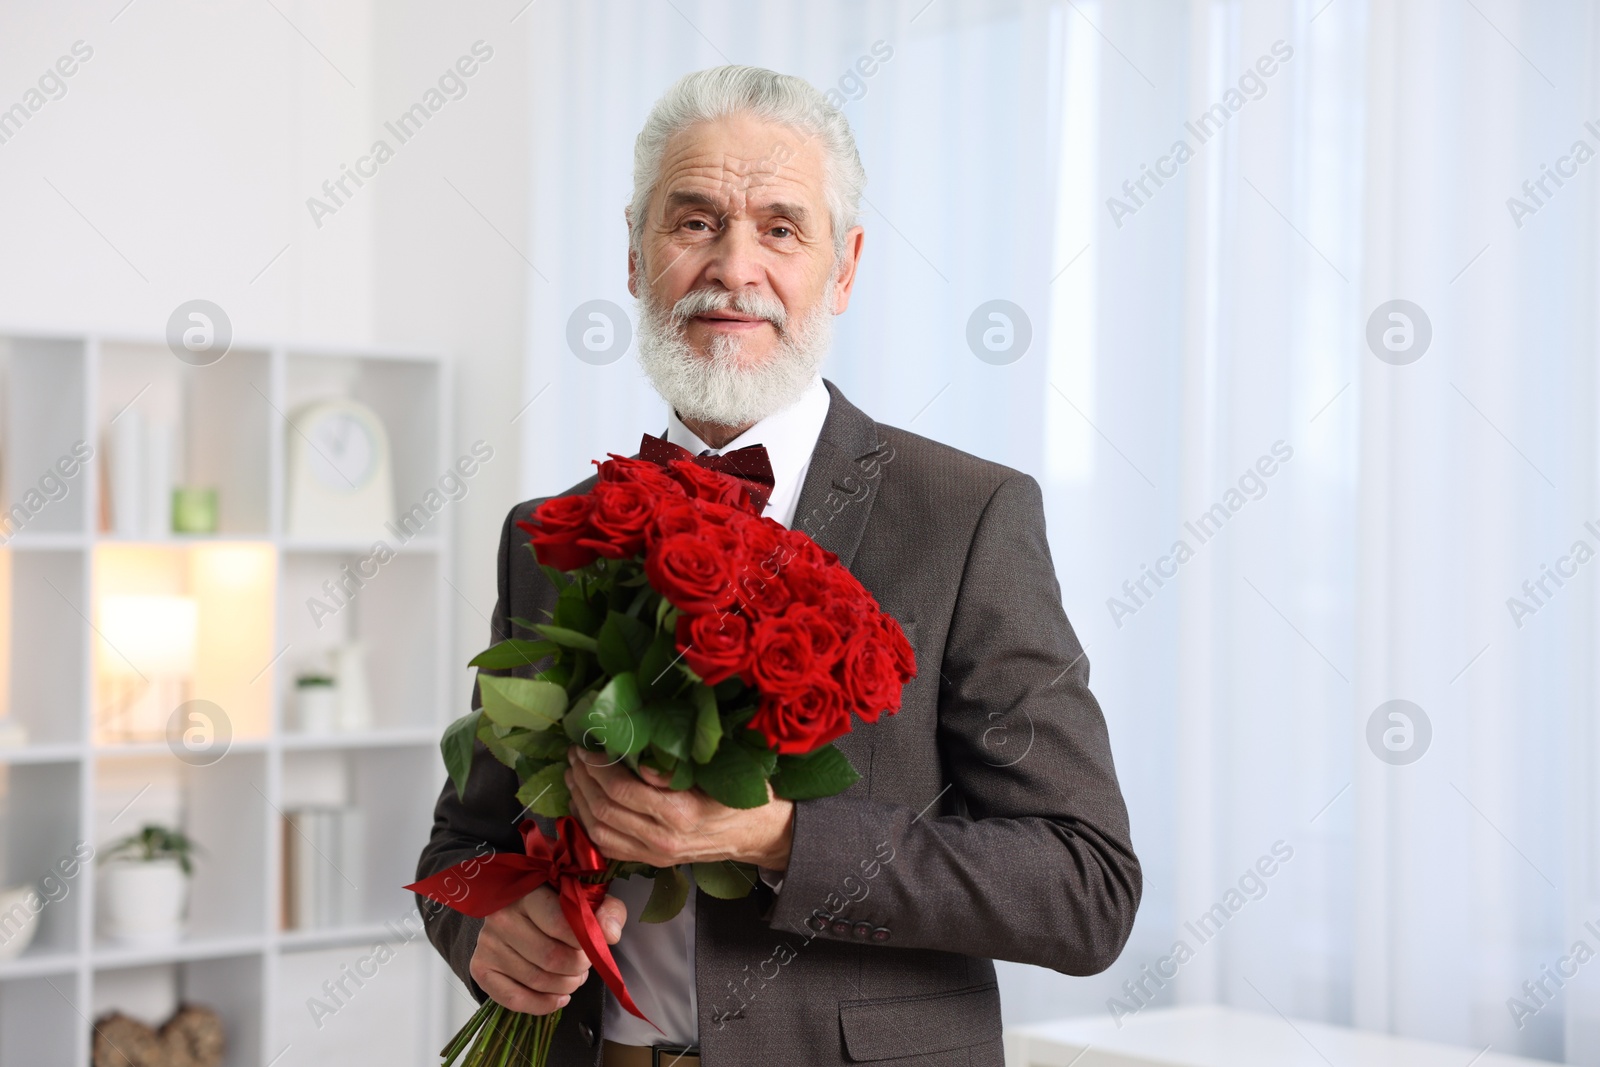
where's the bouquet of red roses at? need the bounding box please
[408,452,915,1066]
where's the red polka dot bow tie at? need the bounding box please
[637,433,776,511]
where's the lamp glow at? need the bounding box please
[98,595,198,740]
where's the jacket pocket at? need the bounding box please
[838,981,1000,1061]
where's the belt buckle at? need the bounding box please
[652,1045,699,1066]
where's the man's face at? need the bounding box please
[628,112,863,370]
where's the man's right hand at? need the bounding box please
[469,885,627,1015]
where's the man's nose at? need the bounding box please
[702,219,765,291]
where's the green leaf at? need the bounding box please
[772,745,861,800]
[503,727,570,761]
[516,761,570,817]
[643,700,694,761]
[597,611,654,676]
[691,685,721,764]
[691,860,759,900]
[639,865,690,923]
[669,758,694,790]
[694,741,769,809]
[563,691,598,745]
[469,639,558,670]
[554,582,603,633]
[538,564,572,592]
[476,717,525,771]
[532,624,599,653]
[441,710,481,799]
[738,732,779,777]
[588,673,648,759]
[480,675,568,730]
[655,598,677,631]
[637,629,679,699]
[509,615,550,632]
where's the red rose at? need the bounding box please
[878,613,916,683]
[699,518,747,563]
[749,680,852,755]
[787,603,843,665]
[823,562,871,601]
[747,614,818,695]
[836,628,904,723]
[576,480,657,559]
[665,459,753,511]
[817,596,865,641]
[733,572,792,617]
[596,454,685,497]
[738,518,789,578]
[517,495,598,571]
[781,560,833,607]
[674,611,751,686]
[781,528,839,569]
[645,533,735,613]
[651,497,705,543]
[695,500,750,527]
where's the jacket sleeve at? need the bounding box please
[762,472,1142,975]
[416,501,536,998]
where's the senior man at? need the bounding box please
[418,64,1141,1067]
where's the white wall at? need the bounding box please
[0,0,527,703]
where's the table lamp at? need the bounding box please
[98,595,198,742]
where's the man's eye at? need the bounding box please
[770,226,794,239]
[684,219,711,232]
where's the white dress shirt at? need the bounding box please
[600,371,831,1046]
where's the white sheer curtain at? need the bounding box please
[521,1,1600,1060]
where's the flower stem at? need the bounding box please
[441,1001,567,1067]
[442,998,496,1063]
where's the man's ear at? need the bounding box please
[831,224,866,315]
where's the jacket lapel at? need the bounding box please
[788,378,887,571]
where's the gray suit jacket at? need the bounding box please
[417,378,1141,1066]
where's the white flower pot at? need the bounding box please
[294,685,340,733]
[102,859,190,946]
[0,884,40,961]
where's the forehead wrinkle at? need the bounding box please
[658,166,818,224]
[653,125,826,222]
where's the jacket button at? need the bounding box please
[852,921,873,938]
[870,926,890,942]
[578,1022,595,1044]
[830,919,852,935]
[806,914,828,932]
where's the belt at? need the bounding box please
[600,1038,700,1067]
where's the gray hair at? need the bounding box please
[627,65,866,271]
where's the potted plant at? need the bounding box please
[293,673,339,733]
[100,824,202,946]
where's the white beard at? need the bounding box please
[635,280,833,427]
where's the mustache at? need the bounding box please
[668,288,789,332]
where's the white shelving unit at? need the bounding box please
[0,333,461,1066]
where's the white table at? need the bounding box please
[1007,1005,1546,1067]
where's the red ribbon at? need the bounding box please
[406,816,663,1036]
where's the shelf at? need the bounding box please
[0,332,454,1066]
[0,742,83,764]
[0,947,78,980]
[281,537,441,554]
[90,933,265,970]
[280,728,439,751]
[1,533,88,550]
[91,737,270,759]
[276,921,406,952]
[93,534,274,546]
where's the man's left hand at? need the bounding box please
[564,745,794,870]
